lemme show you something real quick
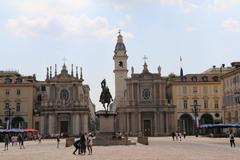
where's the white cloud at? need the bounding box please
[16,0,89,14]
[6,0,132,39]
[209,0,240,11]
[185,26,195,32]
[6,14,133,39]
[223,18,240,32]
[102,0,198,14]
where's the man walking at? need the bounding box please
[229,132,236,148]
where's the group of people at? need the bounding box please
[4,133,25,151]
[171,131,186,141]
[73,132,94,155]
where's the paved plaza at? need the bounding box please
[0,136,239,160]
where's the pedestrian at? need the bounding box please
[18,134,25,149]
[179,132,182,141]
[183,131,186,139]
[57,136,60,148]
[87,133,94,155]
[73,139,81,155]
[80,134,86,155]
[171,131,175,141]
[175,131,179,141]
[229,132,236,148]
[4,134,9,151]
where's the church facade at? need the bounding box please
[33,64,95,137]
[113,33,176,136]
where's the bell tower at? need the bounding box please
[113,31,128,107]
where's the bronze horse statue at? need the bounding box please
[99,79,113,115]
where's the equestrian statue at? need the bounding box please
[99,79,113,115]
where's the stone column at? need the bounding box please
[48,114,55,135]
[83,113,88,133]
[154,112,158,136]
[72,114,80,136]
[138,112,141,135]
[166,112,169,134]
[126,112,129,134]
[159,112,164,135]
[40,115,45,135]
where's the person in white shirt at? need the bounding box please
[87,133,94,155]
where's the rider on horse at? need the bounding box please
[99,79,113,114]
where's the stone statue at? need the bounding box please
[131,66,134,75]
[99,79,113,115]
[158,65,161,75]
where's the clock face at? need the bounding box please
[60,89,69,101]
[142,88,150,100]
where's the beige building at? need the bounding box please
[222,62,240,125]
[0,71,37,129]
[169,66,231,135]
[34,64,95,136]
[113,33,176,136]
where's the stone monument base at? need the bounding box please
[94,110,135,146]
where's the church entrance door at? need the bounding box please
[60,121,68,136]
[143,120,151,136]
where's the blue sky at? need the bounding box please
[1,0,240,110]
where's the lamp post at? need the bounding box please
[4,105,15,129]
[191,102,200,137]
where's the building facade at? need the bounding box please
[0,71,37,129]
[222,62,240,125]
[169,72,224,135]
[34,64,95,136]
[113,33,176,136]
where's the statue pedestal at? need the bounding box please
[94,110,135,146]
[97,110,116,133]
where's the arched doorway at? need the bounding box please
[11,117,25,128]
[179,114,194,135]
[200,114,213,134]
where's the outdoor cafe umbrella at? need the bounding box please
[24,128,38,132]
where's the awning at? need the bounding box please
[9,128,24,132]
[24,128,38,132]
[200,123,240,128]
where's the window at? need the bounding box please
[15,78,22,84]
[193,86,197,94]
[192,76,197,82]
[214,86,218,93]
[182,86,187,94]
[5,103,9,109]
[204,100,208,109]
[119,61,123,68]
[194,100,198,105]
[142,89,151,100]
[202,76,208,82]
[214,100,219,109]
[17,89,21,95]
[203,86,208,94]
[181,76,187,82]
[4,78,12,84]
[41,85,46,91]
[212,76,219,81]
[16,103,21,112]
[183,100,188,109]
[5,89,10,95]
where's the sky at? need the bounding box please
[0,0,240,110]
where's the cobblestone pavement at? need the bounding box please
[0,136,239,160]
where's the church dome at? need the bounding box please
[114,32,126,54]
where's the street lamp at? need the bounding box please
[4,105,15,129]
[191,101,200,137]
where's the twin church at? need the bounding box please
[0,33,176,137]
